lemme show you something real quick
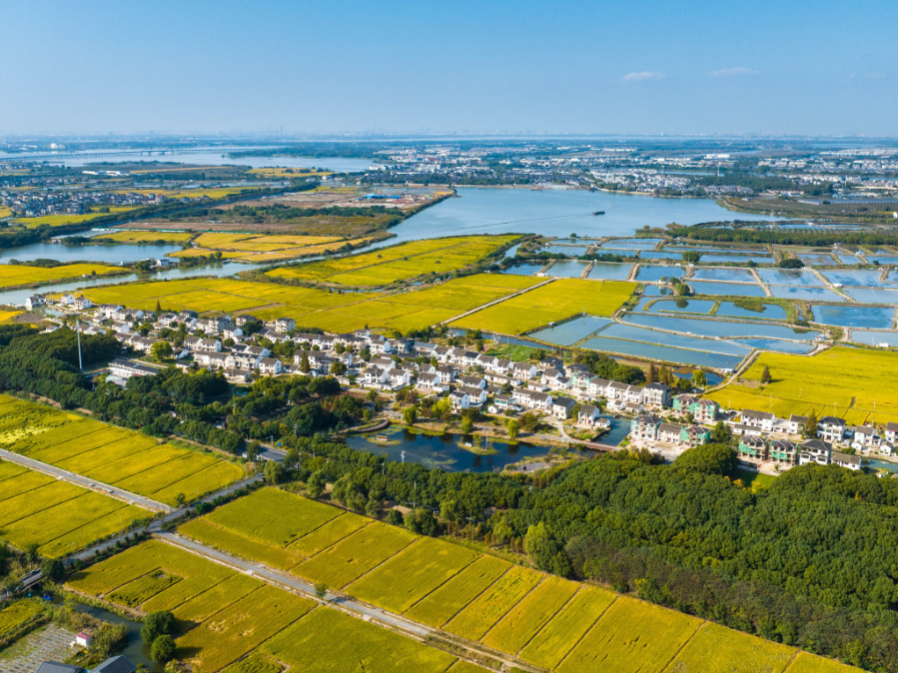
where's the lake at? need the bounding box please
[0,240,181,265]
[344,426,557,472]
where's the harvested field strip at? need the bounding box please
[664,622,797,673]
[8,419,107,455]
[23,426,133,464]
[518,586,617,671]
[443,566,543,642]
[403,554,512,628]
[175,585,316,673]
[178,518,305,571]
[292,521,417,589]
[56,436,160,474]
[344,537,478,614]
[258,606,458,673]
[287,511,369,556]
[205,487,340,548]
[481,575,579,655]
[557,596,702,673]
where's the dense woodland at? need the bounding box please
[673,222,898,246]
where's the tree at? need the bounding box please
[174,493,186,507]
[150,340,173,362]
[761,366,772,384]
[299,352,310,374]
[404,508,438,536]
[246,440,261,462]
[155,300,162,313]
[314,582,328,599]
[330,360,346,376]
[692,370,707,387]
[779,257,805,269]
[710,420,733,445]
[673,443,737,477]
[150,635,175,663]
[682,251,702,264]
[40,558,65,582]
[461,416,474,434]
[307,470,327,498]
[402,405,418,426]
[386,508,404,526]
[264,460,284,485]
[507,419,520,440]
[805,412,818,438]
[141,611,175,645]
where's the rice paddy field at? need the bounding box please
[0,599,44,637]
[451,278,637,335]
[96,230,195,243]
[81,273,541,334]
[0,460,149,557]
[267,235,519,286]
[13,207,138,228]
[0,395,244,506]
[0,263,123,289]
[67,540,472,673]
[708,346,898,425]
[177,488,859,673]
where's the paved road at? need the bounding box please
[158,531,431,637]
[0,447,171,513]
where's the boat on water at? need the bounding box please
[593,211,605,215]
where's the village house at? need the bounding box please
[885,422,898,446]
[741,409,776,432]
[551,396,576,419]
[799,438,832,466]
[680,425,711,447]
[274,317,296,333]
[817,416,847,444]
[787,414,809,435]
[832,450,861,471]
[642,382,672,409]
[769,439,798,465]
[737,435,766,465]
[577,404,603,427]
[852,425,880,449]
[631,414,662,442]
[258,357,283,376]
[184,336,221,353]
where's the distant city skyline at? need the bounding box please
[1,0,896,137]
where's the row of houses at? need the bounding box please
[736,436,861,470]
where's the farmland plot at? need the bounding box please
[665,622,797,673]
[259,606,458,673]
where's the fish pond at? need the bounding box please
[812,304,895,329]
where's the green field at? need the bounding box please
[451,278,636,334]
[80,273,540,334]
[0,396,244,506]
[708,346,898,425]
[0,461,148,557]
[268,235,518,286]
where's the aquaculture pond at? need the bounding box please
[714,301,788,321]
[599,238,665,250]
[688,281,767,297]
[849,330,898,347]
[757,269,824,286]
[844,287,898,304]
[541,244,592,256]
[638,250,687,260]
[798,254,836,265]
[690,267,758,283]
[345,426,555,472]
[766,285,845,302]
[586,262,633,280]
[699,254,775,264]
[644,299,716,314]
[822,270,897,287]
[621,313,822,341]
[600,323,750,356]
[545,260,590,278]
[643,285,673,296]
[529,315,612,345]
[500,262,546,276]
[834,253,862,265]
[581,336,744,370]
[635,265,685,282]
[812,305,896,329]
[666,245,769,255]
[737,338,815,354]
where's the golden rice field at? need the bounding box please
[14,207,137,228]
[98,230,195,243]
[68,540,471,672]
[0,263,123,290]
[0,207,12,219]
[116,187,254,200]
[0,310,21,324]
[176,488,859,673]
[0,395,244,506]
[0,460,149,557]
[247,167,331,178]
[80,273,540,334]
[708,346,898,425]
[451,278,637,335]
[0,599,43,636]
[267,235,519,286]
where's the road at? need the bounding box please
[0,447,171,513]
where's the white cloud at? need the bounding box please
[623,71,665,82]
[708,67,758,77]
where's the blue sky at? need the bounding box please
[1,0,896,136]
